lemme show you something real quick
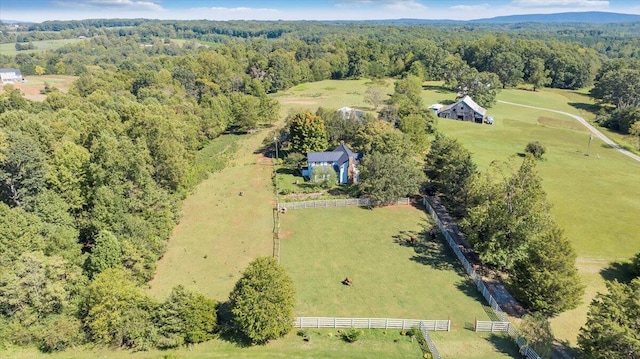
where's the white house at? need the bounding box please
[0,68,23,84]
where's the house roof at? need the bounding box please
[438,96,487,117]
[0,68,21,75]
[308,142,360,165]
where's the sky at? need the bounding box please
[1,0,639,22]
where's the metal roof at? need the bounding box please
[438,95,487,117]
[308,143,360,165]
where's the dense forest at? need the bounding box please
[1,18,639,353]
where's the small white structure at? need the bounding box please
[0,68,23,84]
[337,106,363,120]
[428,104,444,112]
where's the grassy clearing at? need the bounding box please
[148,128,276,301]
[280,205,519,358]
[421,81,640,344]
[275,79,640,345]
[2,75,77,101]
[3,329,425,359]
[0,38,84,55]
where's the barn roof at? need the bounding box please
[438,95,487,117]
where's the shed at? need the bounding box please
[437,96,487,124]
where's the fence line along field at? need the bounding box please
[279,205,519,358]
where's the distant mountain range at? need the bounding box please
[2,11,639,25]
[471,11,640,23]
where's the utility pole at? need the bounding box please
[586,133,593,156]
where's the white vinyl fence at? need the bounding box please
[294,317,450,331]
[423,197,542,359]
[475,320,511,332]
[294,317,446,359]
[277,197,410,211]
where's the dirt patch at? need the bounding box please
[280,97,320,106]
[2,75,77,102]
[256,154,272,165]
[278,230,292,239]
[538,116,585,131]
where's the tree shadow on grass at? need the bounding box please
[485,333,521,357]
[600,260,636,284]
[422,84,451,94]
[569,101,600,114]
[215,301,253,348]
[392,221,464,273]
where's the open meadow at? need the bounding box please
[274,79,640,346]
[147,100,519,356]
[1,74,77,101]
[0,38,84,55]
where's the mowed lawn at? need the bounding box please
[4,75,78,101]
[280,206,519,358]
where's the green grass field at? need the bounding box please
[0,38,84,55]
[143,105,519,356]
[272,79,640,346]
[280,205,519,358]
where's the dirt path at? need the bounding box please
[498,100,640,163]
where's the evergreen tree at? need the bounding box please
[510,225,584,316]
[578,278,640,359]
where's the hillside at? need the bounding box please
[472,11,640,23]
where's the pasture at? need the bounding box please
[2,75,77,101]
[0,38,84,55]
[280,205,518,358]
[147,107,519,356]
[274,79,640,345]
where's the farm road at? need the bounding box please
[498,100,640,163]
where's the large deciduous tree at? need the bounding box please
[359,151,425,204]
[462,156,551,270]
[229,257,295,345]
[288,111,328,154]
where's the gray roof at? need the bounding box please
[438,95,487,117]
[0,68,21,75]
[308,143,360,165]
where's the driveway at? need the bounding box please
[498,100,640,163]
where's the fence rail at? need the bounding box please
[419,322,442,359]
[475,320,511,332]
[278,197,410,211]
[294,317,450,331]
[423,196,541,359]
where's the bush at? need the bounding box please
[631,252,640,277]
[524,141,546,159]
[341,328,363,343]
[229,257,295,345]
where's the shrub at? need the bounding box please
[229,257,295,345]
[524,141,546,160]
[342,328,363,343]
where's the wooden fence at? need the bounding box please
[423,197,542,359]
[475,320,511,332]
[294,317,450,331]
[277,197,410,211]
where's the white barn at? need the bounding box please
[0,68,24,84]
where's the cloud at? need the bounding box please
[450,3,490,11]
[53,0,164,11]
[333,0,426,10]
[511,0,609,8]
[185,7,282,20]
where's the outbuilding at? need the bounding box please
[437,96,487,124]
[0,68,24,84]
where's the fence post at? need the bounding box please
[334,317,336,328]
[385,318,388,329]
